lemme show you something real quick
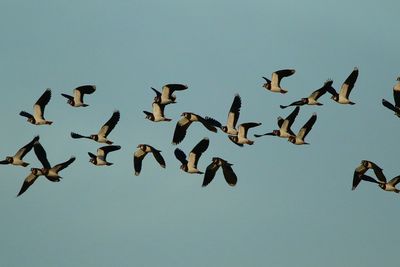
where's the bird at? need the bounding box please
[0,135,39,167]
[228,122,262,146]
[330,67,359,104]
[288,113,317,145]
[143,102,172,122]
[134,144,166,176]
[71,110,120,144]
[220,94,241,135]
[262,69,296,94]
[254,106,299,139]
[202,157,237,187]
[88,145,121,166]
[280,80,336,109]
[151,84,188,105]
[17,168,45,197]
[352,160,385,190]
[382,77,400,117]
[174,138,209,174]
[172,112,220,145]
[19,88,53,125]
[61,85,96,107]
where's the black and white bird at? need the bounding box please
[382,77,400,117]
[134,144,166,176]
[61,85,96,107]
[172,112,220,145]
[352,160,385,190]
[220,94,241,135]
[202,157,237,187]
[88,145,121,166]
[0,135,39,167]
[280,80,336,109]
[228,122,262,146]
[288,113,317,145]
[143,102,172,122]
[20,88,53,125]
[152,84,188,105]
[174,138,209,174]
[262,69,296,94]
[331,67,359,105]
[255,106,299,139]
[71,110,120,144]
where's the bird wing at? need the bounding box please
[33,89,51,120]
[52,157,76,173]
[98,145,121,159]
[188,138,209,169]
[369,162,386,183]
[202,160,220,187]
[388,175,400,186]
[226,94,241,129]
[382,99,397,112]
[272,69,295,87]
[17,172,39,197]
[152,102,165,117]
[309,87,327,100]
[339,67,358,98]
[33,141,51,169]
[174,148,188,166]
[163,84,188,94]
[15,135,39,159]
[61,93,73,101]
[281,106,299,133]
[133,148,147,176]
[150,147,166,168]
[197,115,219,133]
[238,122,261,138]
[151,87,162,99]
[70,132,91,140]
[221,162,237,186]
[19,111,34,120]
[297,113,317,140]
[98,111,120,137]
[172,116,192,145]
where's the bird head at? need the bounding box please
[90,135,98,141]
[5,156,13,163]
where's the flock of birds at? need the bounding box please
[2,68,400,196]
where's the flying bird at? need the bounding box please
[228,122,261,146]
[262,69,296,94]
[143,102,172,122]
[134,144,166,176]
[254,106,299,139]
[88,145,121,166]
[280,80,336,109]
[174,138,209,174]
[19,88,53,125]
[202,157,237,187]
[172,112,220,145]
[0,135,39,167]
[151,84,188,105]
[331,67,359,104]
[288,113,317,145]
[61,85,96,107]
[220,94,241,135]
[352,160,385,190]
[382,77,400,117]
[71,110,120,144]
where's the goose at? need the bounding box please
[228,122,261,146]
[134,144,166,176]
[254,106,299,139]
[0,135,39,167]
[220,94,241,135]
[71,110,120,144]
[202,157,237,187]
[172,112,220,145]
[331,67,359,104]
[151,84,188,105]
[88,145,121,166]
[143,102,171,122]
[382,77,400,117]
[280,80,336,109]
[61,85,96,107]
[174,138,209,174]
[262,69,295,94]
[19,88,53,125]
[352,160,385,190]
[288,113,317,145]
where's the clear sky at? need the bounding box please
[0,0,399,266]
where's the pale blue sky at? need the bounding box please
[0,0,399,266]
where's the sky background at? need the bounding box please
[0,0,399,266]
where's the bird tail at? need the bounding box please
[46,121,53,125]
[21,162,29,167]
